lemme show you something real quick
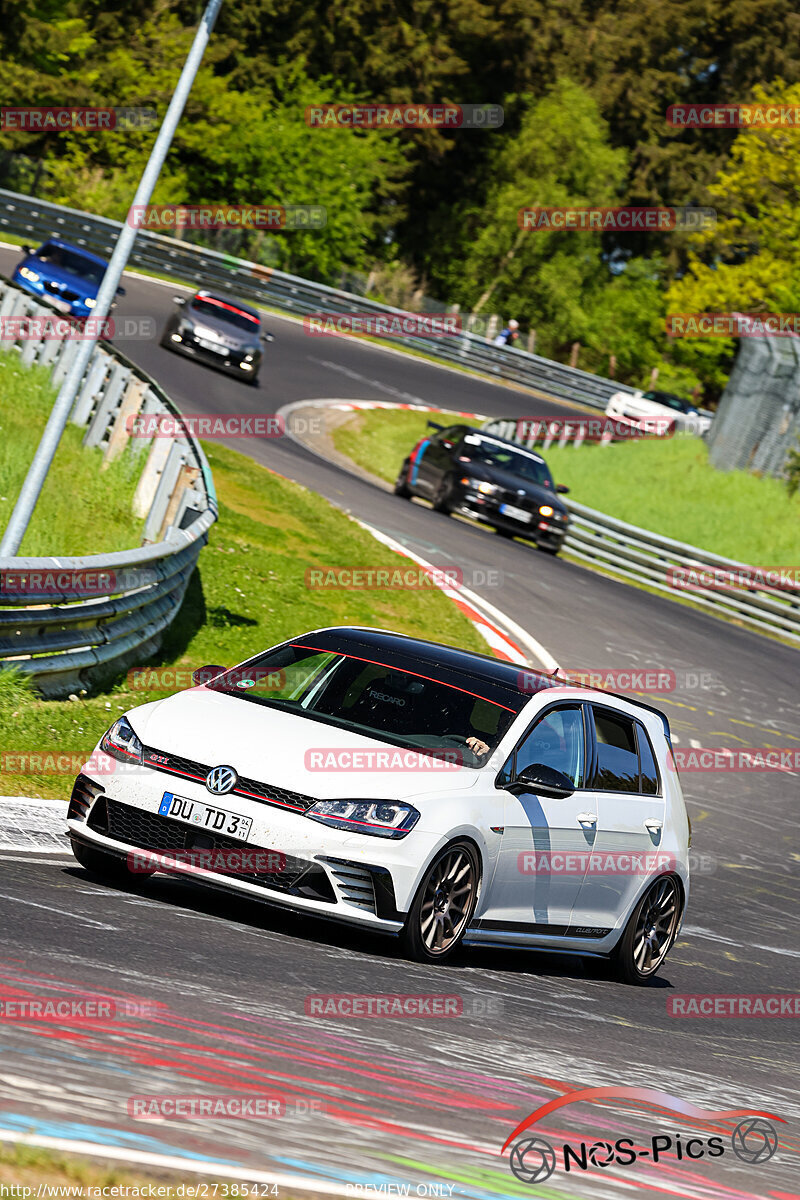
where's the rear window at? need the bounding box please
[207,644,520,766]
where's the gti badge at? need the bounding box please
[205,764,238,795]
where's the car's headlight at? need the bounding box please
[539,505,554,517]
[84,297,96,308]
[306,799,420,839]
[20,266,40,283]
[100,716,143,764]
[460,478,497,494]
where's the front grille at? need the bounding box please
[143,746,318,814]
[98,798,334,899]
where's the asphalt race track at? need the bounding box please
[1,246,798,1199]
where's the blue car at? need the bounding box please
[12,238,124,319]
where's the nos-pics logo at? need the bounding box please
[503,1086,782,1184]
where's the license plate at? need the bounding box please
[159,791,252,840]
[197,337,228,356]
[51,298,72,314]
[499,503,531,523]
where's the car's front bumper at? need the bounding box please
[452,486,569,545]
[67,764,442,933]
[165,330,260,377]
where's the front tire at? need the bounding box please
[401,841,480,962]
[611,874,681,984]
[70,836,155,886]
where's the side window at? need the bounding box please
[637,724,660,794]
[515,706,585,787]
[591,708,639,792]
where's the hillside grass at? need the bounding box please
[0,353,146,555]
[0,441,487,799]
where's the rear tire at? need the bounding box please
[401,841,480,963]
[538,543,560,556]
[611,875,681,985]
[70,836,155,886]
[495,526,514,539]
[394,463,412,498]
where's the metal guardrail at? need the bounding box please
[0,277,217,696]
[0,187,636,411]
[484,416,799,642]
[563,503,800,643]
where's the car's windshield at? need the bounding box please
[462,437,553,487]
[206,644,524,767]
[190,297,260,332]
[642,391,692,413]
[35,243,105,285]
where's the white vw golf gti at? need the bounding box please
[69,627,690,984]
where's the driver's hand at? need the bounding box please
[466,736,490,758]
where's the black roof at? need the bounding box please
[285,627,671,735]
[287,627,546,711]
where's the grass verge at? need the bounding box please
[0,353,146,556]
[0,442,487,800]
[331,408,800,563]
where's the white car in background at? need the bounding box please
[606,388,712,436]
[68,626,690,985]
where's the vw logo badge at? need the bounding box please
[205,764,238,796]
[509,1137,556,1184]
[730,1118,779,1164]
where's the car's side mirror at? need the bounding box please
[22,244,32,255]
[116,285,126,297]
[173,296,186,306]
[507,763,575,798]
[192,664,227,686]
[556,483,570,494]
[261,332,273,342]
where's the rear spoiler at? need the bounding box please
[426,420,444,431]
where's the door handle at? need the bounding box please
[644,818,663,832]
[577,812,597,825]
